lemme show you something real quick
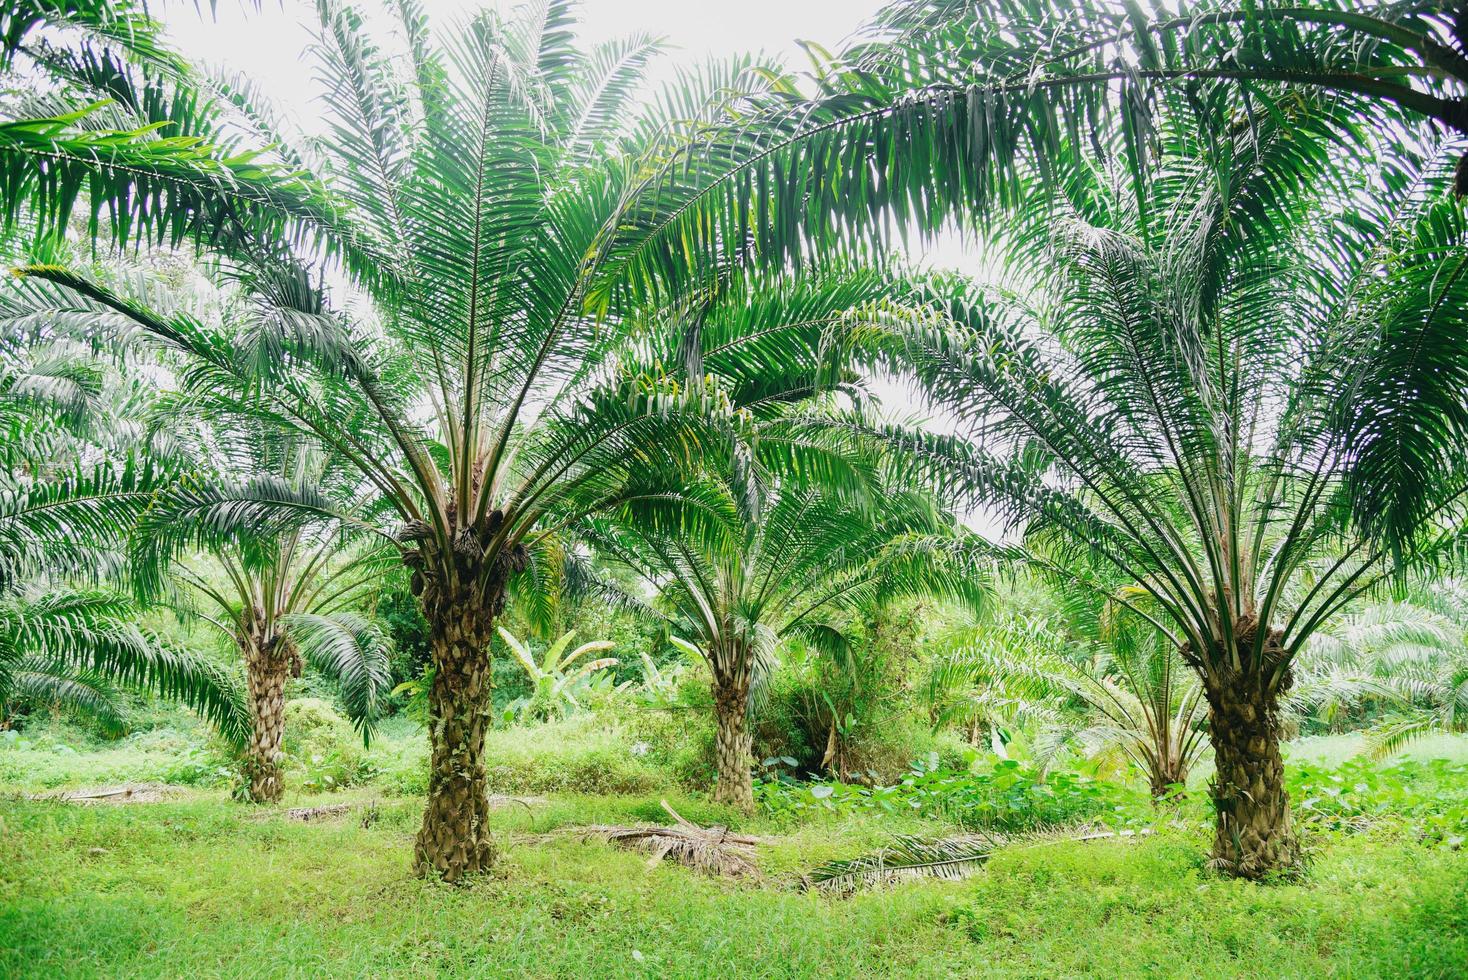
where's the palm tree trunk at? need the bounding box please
[1147,756,1188,801]
[243,638,288,804]
[413,604,497,882]
[711,662,753,812]
[1202,642,1300,879]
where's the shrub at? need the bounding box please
[359,709,713,797]
[750,670,819,771]
[163,746,240,789]
[363,723,430,796]
[476,713,672,796]
[281,699,373,792]
[1288,757,1468,843]
[757,758,1149,832]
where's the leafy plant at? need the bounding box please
[496,626,618,723]
[632,649,700,711]
[758,757,1147,834]
[1288,758,1468,845]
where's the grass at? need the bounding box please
[1285,732,1468,767]
[3,720,1466,977]
[0,708,699,800]
[0,787,1463,978]
[0,798,1462,979]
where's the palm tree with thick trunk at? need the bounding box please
[879,111,1468,876]
[587,443,988,811]
[130,435,395,803]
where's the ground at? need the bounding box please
[2,722,1466,978]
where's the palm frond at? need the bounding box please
[281,611,394,744]
[0,589,249,745]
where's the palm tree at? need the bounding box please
[930,608,1209,798]
[869,104,1468,876]
[129,432,395,803]
[0,308,246,741]
[586,450,987,811]
[21,1,911,878]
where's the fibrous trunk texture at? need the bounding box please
[243,634,292,804]
[413,600,499,881]
[711,661,753,813]
[406,514,527,883]
[1201,621,1300,879]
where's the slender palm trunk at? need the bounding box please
[1201,624,1300,878]
[242,635,289,804]
[413,600,498,882]
[1146,753,1189,801]
[711,656,753,812]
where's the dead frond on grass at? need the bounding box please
[580,800,760,878]
[30,784,173,804]
[804,826,1143,894]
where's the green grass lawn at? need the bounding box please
[1,788,1464,979]
[3,722,1466,978]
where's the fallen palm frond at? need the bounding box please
[805,826,1139,894]
[803,833,1004,894]
[579,800,760,878]
[283,803,353,822]
[31,783,172,803]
